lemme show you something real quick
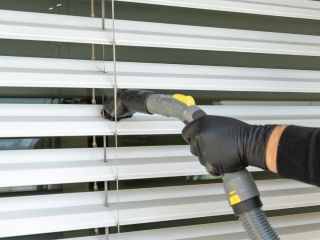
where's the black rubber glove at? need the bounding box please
[182,115,276,175]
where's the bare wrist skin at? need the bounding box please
[266,125,287,173]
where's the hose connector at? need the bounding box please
[222,169,262,216]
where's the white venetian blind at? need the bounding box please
[0,1,320,239]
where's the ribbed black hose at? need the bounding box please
[239,208,279,240]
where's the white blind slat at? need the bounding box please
[0,161,112,187]
[0,205,113,238]
[1,10,320,55]
[116,0,320,20]
[0,179,311,211]
[3,56,320,92]
[0,185,319,238]
[62,212,320,240]
[0,104,320,137]
[0,146,265,187]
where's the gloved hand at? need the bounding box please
[182,115,276,175]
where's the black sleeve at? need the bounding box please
[277,125,320,187]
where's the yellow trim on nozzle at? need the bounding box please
[229,190,241,205]
[172,94,196,106]
[229,194,241,205]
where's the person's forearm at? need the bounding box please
[266,125,320,187]
[266,125,287,173]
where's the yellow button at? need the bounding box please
[172,94,196,106]
[229,195,241,205]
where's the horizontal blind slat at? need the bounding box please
[3,56,320,92]
[0,145,190,163]
[113,26,320,55]
[0,10,109,44]
[0,104,320,137]
[0,180,310,211]
[0,186,319,237]
[61,212,320,240]
[1,10,320,55]
[0,205,113,238]
[0,161,112,186]
[0,147,262,187]
[107,189,320,225]
[116,0,320,20]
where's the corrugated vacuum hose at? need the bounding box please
[102,89,280,240]
[240,208,279,240]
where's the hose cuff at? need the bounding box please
[245,124,277,170]
[232,196,262,216]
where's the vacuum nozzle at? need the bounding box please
[101,89,153,121]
